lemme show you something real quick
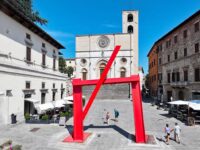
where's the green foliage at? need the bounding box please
[59,57,67,73]
[41,114,49,120]
[24,113,30,120]
[66,66,74,77]
[145,74,149,89]
[59,112,65,117]
[11,0,48,25]
[60,111,70,117]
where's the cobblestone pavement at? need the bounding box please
[0,98,199,150]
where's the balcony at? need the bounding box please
[170,81,189,88]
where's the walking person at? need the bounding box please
[102,109,107,124]
[172,123,181,144]
[106,112,110,124]
[164,124,171,145]
[114,109,119,122]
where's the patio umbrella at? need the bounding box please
[63,95,86,102]
[65,100,73,105]
[168,100,189,105]
[64,96,73,101]
[188,103,200,111]
[52,100,65,108]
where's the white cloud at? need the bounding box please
[102,24,119,28]
[46,30,74,38]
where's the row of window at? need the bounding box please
[159,43,200,65]
[149,74,157,83]
[149,59,156,69]
[80,58,128,66]
[81,67,127,80]
[25,81,64,90]
[25,82,64,103]
[25,33,57,70]
[157,21,199,51]
[166,69,199,83]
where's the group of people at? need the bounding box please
[103,109,119,124]
[164,123,181,145]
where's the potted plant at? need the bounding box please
[41,114,49,124]
[24,113,31,123]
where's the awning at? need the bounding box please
[168,100,189,105]
[53,100,65,108]
[36,102,54,114]
[25,98,40,104]
[64,95,86,101]
[64,96,73,101]
[65,100,73,105]
[189,103,200,111]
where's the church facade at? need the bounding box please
[75,11,138,80]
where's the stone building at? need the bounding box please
[147,44,158,98]
[75,10,139,99]
[0,1,66,124]
[75,11,138,80]
[148,10,200,102]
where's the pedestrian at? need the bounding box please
[106,112,110,124]
[170,96,173,102]
[114,109,119,122]
[102,109,107,124]
[164,124,171,144]
[172,123,181,144]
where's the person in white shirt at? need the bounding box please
[172,123,181,143]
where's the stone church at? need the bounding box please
[75,10,139,99]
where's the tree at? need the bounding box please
[10,0,48,25]
[66,66,74,77]
[144,74,149,89]
[59,57,66,73]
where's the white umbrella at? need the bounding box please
[189,103,200,111]
[65,100,73,105]
[168,100,189,105]
[64,96,73,101]
[63,95,86,102]
[52,100,65,108]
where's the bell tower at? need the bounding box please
[122,10,138,34]
[122,10,139,74]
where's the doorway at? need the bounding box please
[167,91,172,102]
[24,94,31,114]
[178,91,184,100]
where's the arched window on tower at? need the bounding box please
[127,25,133,33]
[99,63,107,77]
[120,67,126,77]
[127,14,133,22]
[82,68,87,80]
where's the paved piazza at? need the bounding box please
[0,98,200,150]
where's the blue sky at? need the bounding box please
[33,0,200,74]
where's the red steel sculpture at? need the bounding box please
[64,45,146,143]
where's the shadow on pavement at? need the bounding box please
[160,113,173,118]
[65,124,136,141]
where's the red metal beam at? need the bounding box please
[73,76,140,86]
[82,45,121,120]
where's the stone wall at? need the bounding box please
[82,83,130,100]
